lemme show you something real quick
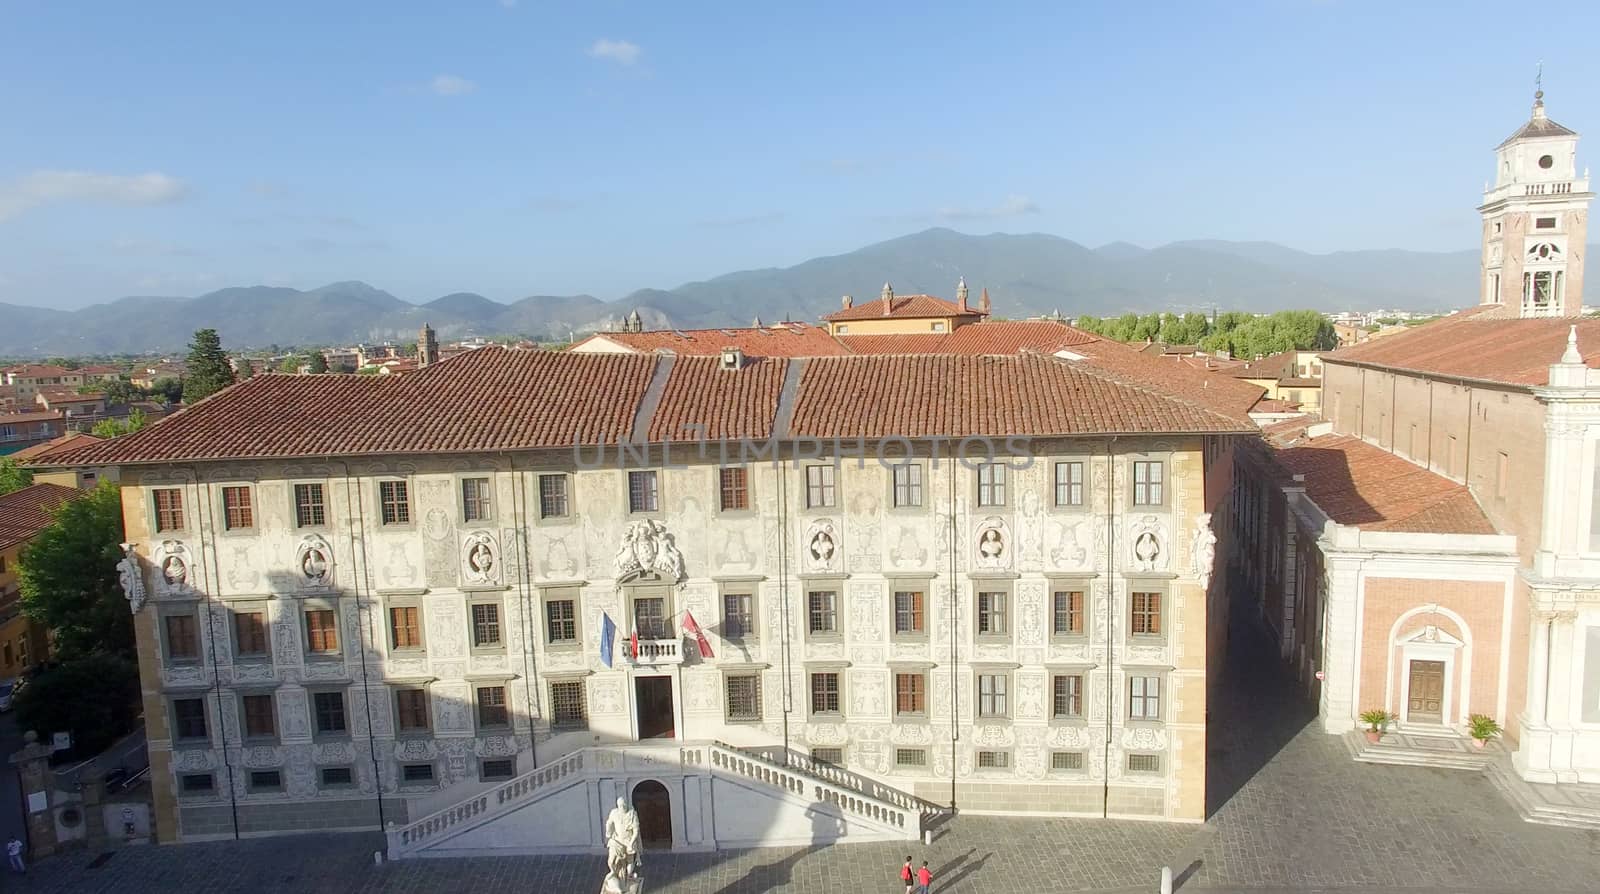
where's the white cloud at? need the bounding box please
[587,39,641,66]
[430,74,477,96]
[936,194,1041,221]
[0,170,187,222]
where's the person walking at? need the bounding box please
[900,855,915,894]
[917,859,932,894]
[6,836,24,873]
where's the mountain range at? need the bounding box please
[0,228,1530,357]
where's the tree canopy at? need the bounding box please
[91,409,149,439]
[305,351,330,374]
[0,457,34,496]
[13,653,141,760]
[19,482,134,660]
[182,328,236,404]
[1074,309,1336,357]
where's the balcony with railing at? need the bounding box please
[627,636,683,666]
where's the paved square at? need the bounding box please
[12,607,1600,893]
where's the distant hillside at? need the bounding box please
[0,229,1529,356]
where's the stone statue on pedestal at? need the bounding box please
[601,796,642,893]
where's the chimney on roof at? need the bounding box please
[719,346,745,371]
[956,278,969,312]
[881,283,894,315]
[978,287,990,314]
[418,323,439,368]
[841,294,852,310]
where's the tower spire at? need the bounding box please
[1534,60,1546,117]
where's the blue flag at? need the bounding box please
[599,611,616,668]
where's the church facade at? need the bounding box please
[56,347,1250,847]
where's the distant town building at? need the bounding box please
[0,410,65,455]
[11,432,114,489]
[1,364,85,403]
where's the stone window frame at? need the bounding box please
[398,761,438,790]
[457,473,496,525]
[803,463,837,510]
[715,576,763,645]
[801,575,846,643]
[480,756,517,782]
[626,580,677,640]
[1045,663,1095,726]
[1124,665,1171,725]
[150,485,188,534]
[535,472,573,523]
[1123,578,1171,647]
[1125,752,1163,775]
[1049,750,1087,774]
[974,749,1012,773]
[470,677,515,733]
[972,580,1013,644]
[974,461,1007,508]
[290,479,331,530]
[887,459,928,511]
[391,682,435,738]
[539,585,584,651]
[236,688,281,745]
[892,747,928,769]
[215,482,257,534]
[246,768,285,794]
[972,663,1018,723]
[384,595,427,655]
[889,661,935,722]
[1046,574,1096,644]
[716,464,754,515]
[547,673,591,731]
[1128,452,1170,509]
[178,772,217,798]
[169,694,212,745]
[627,468,662,515]
[466,593,508,654]
[319,766,357,790]
[1050,457,1090,510]
[720,663,769,724]
[889,574,935,642]
[308,685,352,741]
[159,605,204,667]
[375,477,414,528]
[229,600,273,663]
[301,596,345,661]
[804,661,849,721]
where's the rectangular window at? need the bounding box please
[294,483,326,528]
[1127,753,1162,773]
[538,474,570,519]
[1129,675,1162,720]
[320,767,354,787]
[550,680,587,728]
[314,691,348,734]
[805,465,836,508]
[811,747,843,766]
[807,591,837,635]
[461,477,492,522]
[546,599,577,644]
[976,751,1010,769]
[174,698,207,740]
[978,673,1009,718]
[248,770,283,791]
[1131,592,1163,636]
[180,773,215,793]
[1536,216,1557,229]
[221,485,254,530]
[976,462,1006,507]
[472,602,503,648]
[165,614,199,661]
[1052,590,1085,636]
[1408,424,1420,459]
[977,591,1008,636]
[894,748,927,767]
[893,591,925,635]
[892,463,923,508]
[481,758,516,781]
[628,470,659,513]
[725,674,762,722]
[242,694,276,739]
[234,610,268,657]
[1054,461,1084,507]
[633,597,670,639]
[389,606,422,650]
[810,672,840,714]
[1448,435,1459,477]
[305,609,340,654]
[1497,451,1509,499]
[1052,674,1084,719]
[1051,751,1084,771]
[401,763,435,783]
[379,480,410,525]
[722,593,753,640]
[153,488,184,532]
[1133,460,1164,506]
[894,672,926,716]
[477,686,509,728]
[719,467,749,511]
[396,689,431,732]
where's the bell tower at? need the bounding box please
[1479,83,1592,317]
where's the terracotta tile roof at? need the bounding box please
[36,388,104,403]
[0,410,63,425]
[836,320,1100,356]
[1062,338,1267,420]
[46,347,1255,467]
[1323,308,1600,387]
[10,431,105,463]
[578,322,851,357]
[1250,399,1303,414]
[3,364,74,379]
[0,483,83,552]
[1274,433,1495,535]
[1278,377,1321,388]
[76,364,124,376]
[1223,352,1296,379]
[822,293,986,322]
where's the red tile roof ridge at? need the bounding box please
[1034,352,1256,431]
[0,482,85,551]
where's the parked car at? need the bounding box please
[0,678,16,712]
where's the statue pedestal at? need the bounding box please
[600,875,643,894]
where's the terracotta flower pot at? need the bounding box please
[1471,738,1486,749]
[1365,729,1381,744]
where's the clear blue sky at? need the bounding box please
[3,0,1598,310]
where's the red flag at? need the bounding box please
[683,610,714,659]
[629,628,639,659]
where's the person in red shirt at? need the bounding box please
[900,856,914,894]
[917,860,932,893]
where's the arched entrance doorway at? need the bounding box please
[631,780,672,850]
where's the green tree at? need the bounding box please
[305,352,329,374]
[0,457,34,495]
[1073,315,1105,335]
[91,409,148,438]
[13,654,141,759]
[19,482,134,660]
[99,377,143,406]
[182,328,236,403]
[149,377,184,403]
[277,355,302,374]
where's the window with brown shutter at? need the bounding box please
[1052,590,1085,636]
[476,686,508,728]
[396,689,430,732]
[221,486,254,530]
[234,611,268,656]
[242,694,276,739]
[390,606,422,650]
[718,467,748,511]
[1131,592,1162,636]
[379,480,410,525]
[894,673,925,715]
[165,614,199,661]
[305,609,339,653]
[153,488,184,532]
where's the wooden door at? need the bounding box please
[1407,659,1445,723]
[632,780,673,849]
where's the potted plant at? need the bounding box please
[1359,709,1392,743]
[1468,714,1502,749]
